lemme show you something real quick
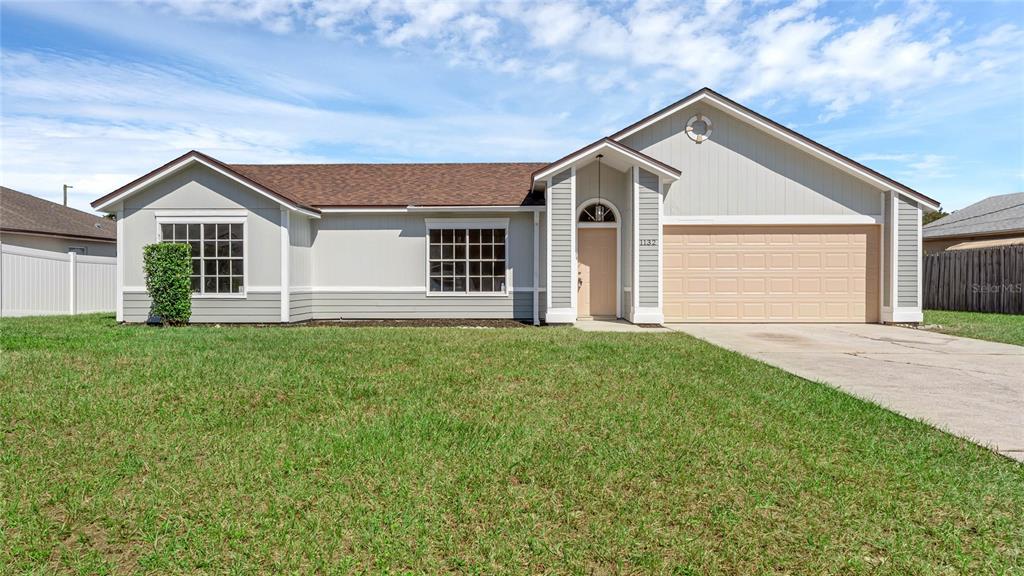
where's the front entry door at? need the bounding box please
[578,227,617,318]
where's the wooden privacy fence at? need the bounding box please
[923,245,1024,314]
[1,243,116,317]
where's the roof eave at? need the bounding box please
[92,150,321,218]
[531,138,681,183]
[923,227,1024,240]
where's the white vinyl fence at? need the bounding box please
[1,243,117,317]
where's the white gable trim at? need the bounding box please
[94,155,321,218]
[532,140,681,183]
[612,91,940,211]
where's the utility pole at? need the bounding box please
[63,184,73,206]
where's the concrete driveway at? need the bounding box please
[666,323,1024,462]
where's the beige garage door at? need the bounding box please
[664,225,879,322]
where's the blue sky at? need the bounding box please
[2,0,1022,213]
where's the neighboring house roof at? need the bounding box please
[923,192,1024,239]
[232,162,547,208]
[610,87,940,210]
[1,186,116,242]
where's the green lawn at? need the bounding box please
[2,315,1022,575]
[924,310,1024,347]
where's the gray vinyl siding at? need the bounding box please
[312,291,540,321]
[637,168,660,308]
[883,194,892,307]
[622,104,882,217]
[897,197,920,307]
[290,290,314,322]
[123,291,281,323]
[122,289,543,323]
[549,169,573,309]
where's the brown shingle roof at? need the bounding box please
[230,162,547,207]
[2,186,116,242]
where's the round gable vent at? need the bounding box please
[686,114,712,143]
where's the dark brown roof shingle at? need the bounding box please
[2,186,116,241]
[229,162,547,207]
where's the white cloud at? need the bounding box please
[0,49,580,212]
[857,152,955,181]
[134,0,1023,121]
[3,0,1022,211]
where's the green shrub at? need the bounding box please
[143,243,192,325]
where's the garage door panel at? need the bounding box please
[663,225,879,323]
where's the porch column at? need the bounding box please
[545,167,578,323]
[632,166,664,324]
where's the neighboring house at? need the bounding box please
[2,186,118,317]
[1,186,117,256]
[923,193,1024,253]
[91,87,939,325]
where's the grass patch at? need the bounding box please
[2,314,1022,574]
[923,310,1024,347]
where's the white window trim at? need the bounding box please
[423,217,512,298]
[155,215,248,299]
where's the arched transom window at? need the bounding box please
[579,201,616,223]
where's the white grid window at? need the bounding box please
[160,223,244,294]
[428,227,506,293]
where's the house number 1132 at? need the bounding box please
[640,239,658,247]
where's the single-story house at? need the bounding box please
[91,87,939,325]
[2,186,117,256]
[923,192,1024,253]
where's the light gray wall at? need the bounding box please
[307,210,543,321]
[548,169,573,309]
[123,292,280,323]
[118,163,549,323]
[0,232,116,257]
[621,102,883,217]
[119,164,284,323]
[576,162,631,311]
[637,168,660,308]
[121,164,282,289]
[311,212,538,290]
[897,197,920,307]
